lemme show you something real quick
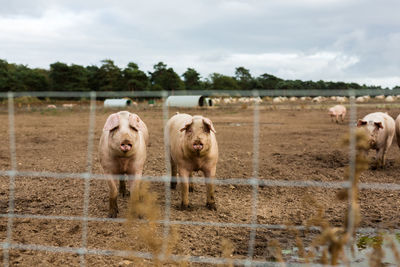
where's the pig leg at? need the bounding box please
[119,177,129,197]
[335,114,339,123]
[108,178,119,218]
[341,113,345,123]
[179,168,190,209]
[170,156,178,190]
[376,148,386,168]
[378,138,393,168]
[127,172,145,218]
[204,167,217,211]
[189,173,194,192]
[128,172,143,198]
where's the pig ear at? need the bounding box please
[179,118,193,132]
[104,113,120,131]
[203,117,216,133]
[357,119,367,127]
[374,122,383,129]
[128,113,143,132]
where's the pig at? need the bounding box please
[357,112,395,168]
[356,96,365,103]
[62,103,76,108]
[166,113,218,210]
[99,111,149,217]
[395,114,400,149]
[385,96,395,102]
[328,105,346,123]
[312,96,323,103]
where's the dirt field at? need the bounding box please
[1,100,400,266]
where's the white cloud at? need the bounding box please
[0,0,399,88]
[351,77,400,89]
[160,51,359,80]
[0,8,97,43]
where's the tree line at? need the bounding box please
[0,58,392,92]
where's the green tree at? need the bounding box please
[0,58,378,92]
[49,62,88,91]
[14,66,50,91]
[182,68,202,90]
[97,59,123,91]
[349,82,361,90]
[326,81,347,90]
[68,64,89,91]
[0,59,15,91]
[123,62,149,91]
[86,65,100,91]
[235,66,253,90]
[256,73,282,90]
[303,80,319,90]
[275,80,304,90]
[49,62,70,91]
[209,73,239,90]
[316,80,326,90]
[149,62,184,91]
[275,80,291,90]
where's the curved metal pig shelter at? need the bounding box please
[166,95,212,107]
[104,98,132,107]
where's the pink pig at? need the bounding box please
[357,112,395,168]
[99,111,149,218]
[328,105,346,123]
[395,114,400,150]
[166,113,218,210]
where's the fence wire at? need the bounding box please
[246,91,260,263]
[3,92,17,267]
[1,90,400,266]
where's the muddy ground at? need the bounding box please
[1,100,400,266]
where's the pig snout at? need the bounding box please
[120,140,132,152]
[193,140,204,151]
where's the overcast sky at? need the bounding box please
[1,0,399,88]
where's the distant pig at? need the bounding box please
[99,111,149,217]
[357,112,395,168]
[395,114,400,149]
[328,105,346,123]
[166,113,218,210]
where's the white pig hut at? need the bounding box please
[166,95,212,107]
[104,98,132,107]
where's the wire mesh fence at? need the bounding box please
[1,89,400,266]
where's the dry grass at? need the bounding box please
[282,128,371,265]
[125,182,181,266]
[219,238,234,267]
[124,181,239,266]
[268,239,286,266]
[309,128,369,265]
[120,128,397,266]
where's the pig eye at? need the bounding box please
[130,126,138,131]
[186,128,192,133]
[110,126,119,132]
